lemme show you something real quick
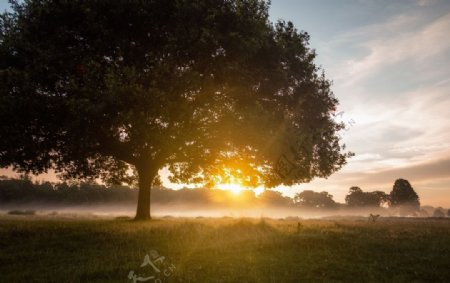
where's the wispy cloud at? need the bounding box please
[279,3,450,207]
[333,12,450,86]
[418,0,435,7]
[282,154,450,206]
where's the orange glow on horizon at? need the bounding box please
[215,183,265,197]
[216,183,245,195]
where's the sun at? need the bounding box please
[216,183,246,195]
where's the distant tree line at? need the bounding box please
[342,179,421,215]
[0,175,293,208]
[0,176,445,216]
[290,179,422,214]
[0,176,137,205]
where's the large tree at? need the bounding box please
[0,0,350,219]
[389,179,420,215]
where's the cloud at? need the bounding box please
[418,0,434,7]
[345,154,450,184]
[331,50,450,173]
[335,12,450,86]
[281,153,450,205]
[351,153,382,162]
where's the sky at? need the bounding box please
[1,0,449,206]
[268,0,450,206]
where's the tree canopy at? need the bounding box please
[345,186,388,208]
[389,179,420,215]
[294,190,337,209]
[0,0,350,219]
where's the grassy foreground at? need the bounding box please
[0,216,449,283]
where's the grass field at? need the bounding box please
[1,215,449,283]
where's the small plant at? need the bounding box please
[297,222,303,232]
[369,213,380,222]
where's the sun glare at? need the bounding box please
[217,183,246,195]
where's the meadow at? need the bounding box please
[0,215,449,283]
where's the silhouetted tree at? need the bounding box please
[258,190,292,206]
[294,190,337,208]
[345,186,388,207]
[418,209,429,217]
[433,208,445,218]
[389,179,420,215]
[0,178,137,204]
[0,0,350,219]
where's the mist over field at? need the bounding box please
[1,176,448,220]
[0,203,396,219]
[1,178,446,220]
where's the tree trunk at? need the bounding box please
[134,165,155,220]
